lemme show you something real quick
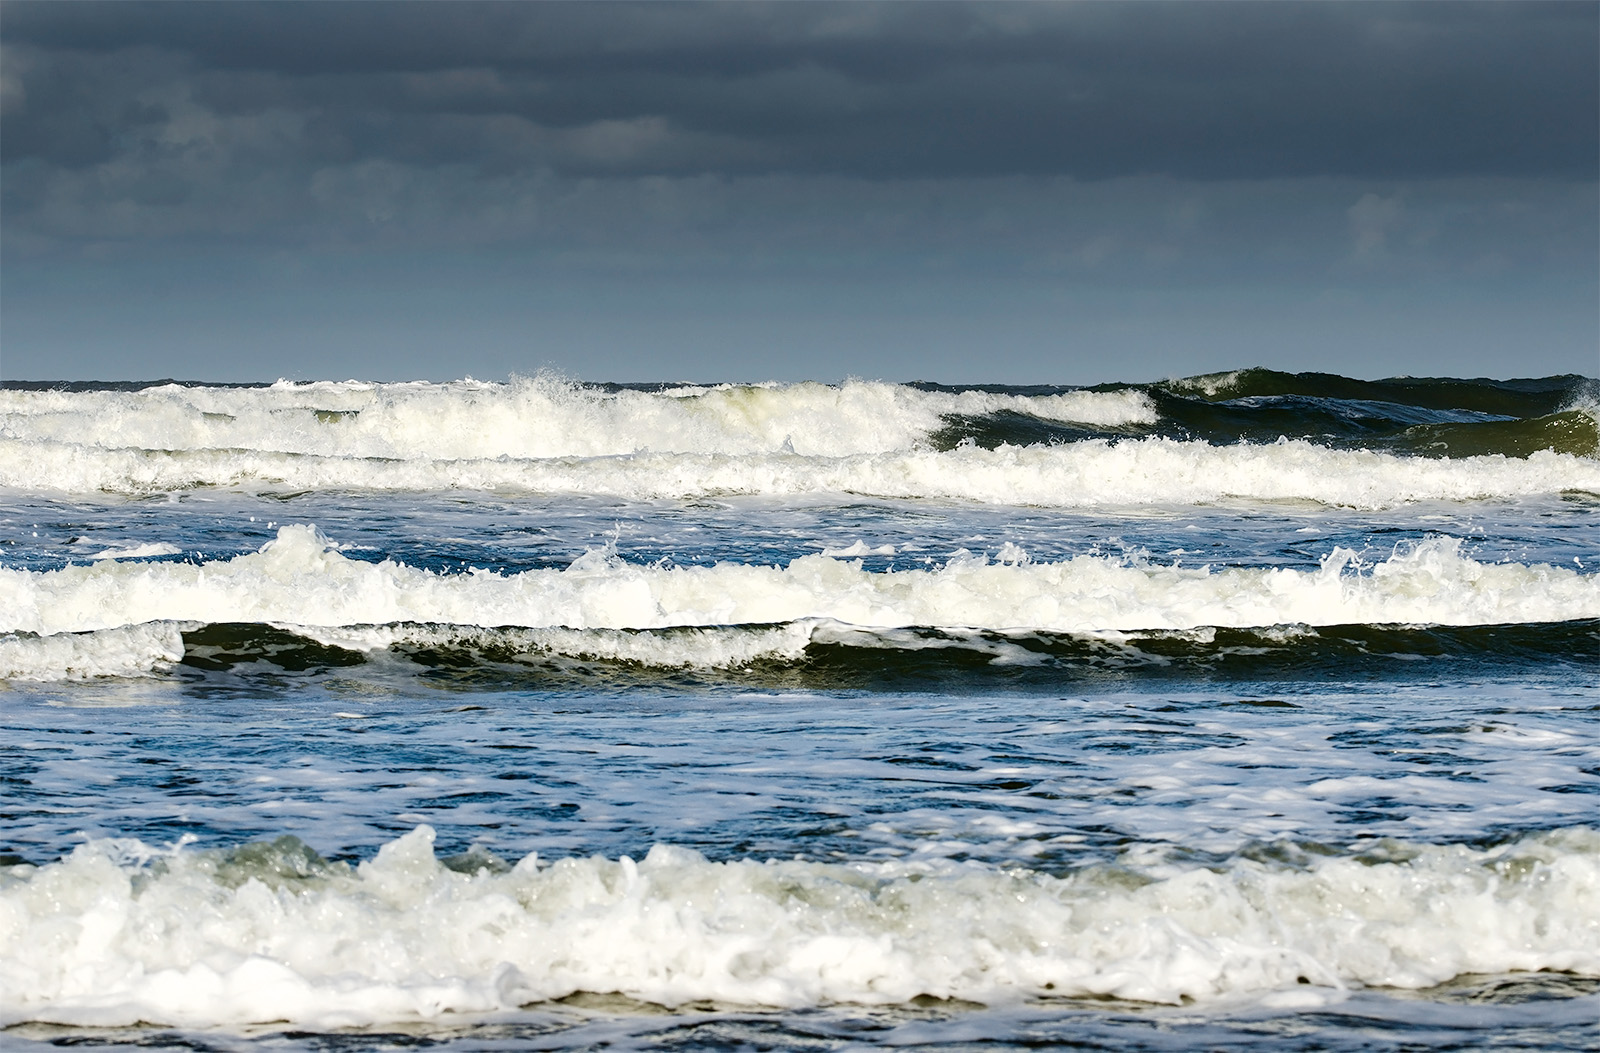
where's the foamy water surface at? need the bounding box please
[2,374,1598,1051]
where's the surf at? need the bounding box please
[3,525,1595,643]
[3,825,1596,1028]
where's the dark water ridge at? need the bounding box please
[917,367,1596,417]
[929,403,1599,458]
[927,371,1599,457]
[14,617,1584,691]
[1148,369,1593,417]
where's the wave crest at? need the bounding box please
[1,376,1155,460]
[3,527,1594,643]
[4,437,1595,507]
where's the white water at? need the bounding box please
[5,379,1595,508]
[301,621,819,669]
[5,436,1596,509]
[0,378,1155,460]
[2,527,1595,647]
[2,825,1596,1028]
[0,622,187,681]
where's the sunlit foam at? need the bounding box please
[2,825,1595,1027]
[3,527,1594,644]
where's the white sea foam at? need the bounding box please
[299,622,817,669]
[820,541,897,557]
[7,379,1594,508]
[1166,369,1247,398]
[2,825,1595,1028]
[88,543,183,561]
[4,436,1596,508]
[2,526,1594,640]
[0,623,186,681]
[0,377,1154,461]
[0,620,818,682]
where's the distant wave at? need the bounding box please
[0,376,1157,460]
[3,825,1596,1026]
[1159,367,1592,418]
[4,372,1594,505]
[4,437,1597,508]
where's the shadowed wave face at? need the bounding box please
[925,369,1599,456]
[4,616,1586,692]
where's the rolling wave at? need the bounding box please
[4,372,1593,504]
[5,617,1594,685]
[0,376,1156,460]
[3,369,1587,480]
[2,526,1594,655]
[3,437,1595,507]
[1157,368,1593,418]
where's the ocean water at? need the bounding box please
[2,368,1597,1051]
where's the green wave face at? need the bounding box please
[1399,410,1600,459]
[132,618,1600,692]
[1156,368,1593,418]
[923,369,1598,459]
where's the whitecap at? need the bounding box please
[2,526,1593,640]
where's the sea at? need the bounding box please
[1,368,1597,1051]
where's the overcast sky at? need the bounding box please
[2,1,1595,383]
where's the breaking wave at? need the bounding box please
[0,376,1156,461]
[3,437,1596,508]
[7,617,1594,686]
[2,527,1594,670]
[2,825,1596,1027]
[0,621,187,682]
[3,373,1595,505]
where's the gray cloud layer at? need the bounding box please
[2,2,1594,381]
[6,2,1594,184]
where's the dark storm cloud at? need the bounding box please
[4,0,1595,182]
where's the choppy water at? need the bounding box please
[2,370,1597,1050]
